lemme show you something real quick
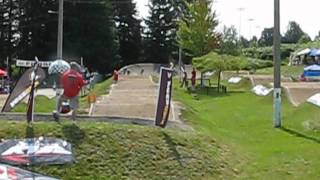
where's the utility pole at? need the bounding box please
[57,0,64,59]
[273,0,281,128]
[248,18,254,40]
[178,47,182,82]
[237,8,245,40]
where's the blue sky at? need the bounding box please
[134,0,320,39]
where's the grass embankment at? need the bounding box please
[0,121,233,179]
[79,78,113,109]
[256,65,304,78]
[174,77,320,178]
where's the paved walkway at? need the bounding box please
[93,76,182,125]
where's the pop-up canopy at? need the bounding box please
[308,49,320,57]
[296,48,311,56]
[0,69,7,77]
[303,64,320,76]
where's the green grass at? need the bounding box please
[0,121,233,179]
[174,78,320,178]
[256,65,304,77]
[12,78,113,113]
[79,78,113,109]
[12,96,55,113]
[6,74,320,179]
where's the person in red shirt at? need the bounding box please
[59,69,86,120]
[113,69,119,83]
[191,68,196,90]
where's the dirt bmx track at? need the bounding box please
[93,75,182,125]
[282,82,320,106]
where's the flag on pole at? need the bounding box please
[26,57,39,123]
[155,67,173,128]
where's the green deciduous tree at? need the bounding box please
[193,52,246,91]
[177,0,220,86]
[177,0,220,57]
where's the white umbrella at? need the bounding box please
[48,60,70,75]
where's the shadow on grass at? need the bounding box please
[62,124,86,147]
[162,132,184,167]
[280,127,320,144]
[25,126,34,138]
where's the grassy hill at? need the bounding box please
[4,73,320,179]
[0,121,235,179]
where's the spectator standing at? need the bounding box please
[113,69,119,83]
[191,68,196,90]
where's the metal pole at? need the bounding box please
[248,18,254,40]
[237,8,245,40]
[273,0,281,128]
[178,47,182,82]
[54,0,64,121]
[57,0,63,59]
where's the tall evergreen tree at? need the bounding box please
[258,27,274,47]
[18,0,57,60]
[220,25,239,55]
[283,21,305,44]
[239,36,250,48]
[0,0,20,69]
[144,0,177,63]
[113,0,142,66]
[1,0,120,74]
[177,0,220,57]
[63,0,119,73]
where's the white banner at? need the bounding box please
[16,59,53,68]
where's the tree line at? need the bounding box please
[1,0,316,76]
[0,0,194,75]
[221,21,320,56]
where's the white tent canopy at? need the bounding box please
[304,64,320,71]
[297,48,311,56]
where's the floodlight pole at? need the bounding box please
[178,47,182,82]
[237,8,245,40]
[273,0,281,128]
[57,0,63,59]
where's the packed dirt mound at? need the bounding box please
[282,82,320,106]
[120,63,202,79]
[119,63,168,76]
